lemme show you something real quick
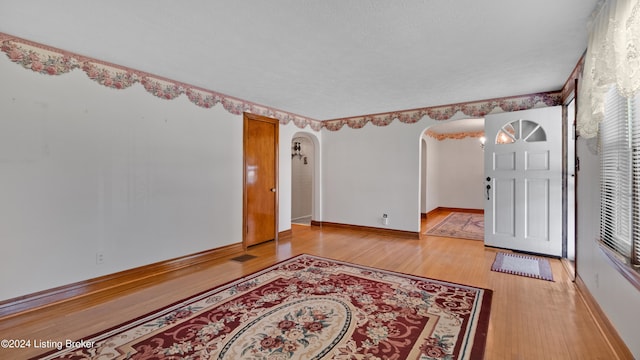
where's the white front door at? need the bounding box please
[484,107,562,257]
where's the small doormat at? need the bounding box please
[230,254,257,262]
[425,212,484,240]
[491,252,554,281]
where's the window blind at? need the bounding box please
[600,85,640,266]
[632,91,640,266]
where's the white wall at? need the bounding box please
[0,56,318,301]
[423,135,484,212]
[425,135,440,213]
[575,137,640,358]
[321,115,485,232]
[321,116,492,232]
[0,58,244,300]
[420,138,428,213]
[322,120,419,231]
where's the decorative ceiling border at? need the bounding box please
[0,32,324,131]
[323,91,562,131]
[424,130,484,141]
[0,32,563,133]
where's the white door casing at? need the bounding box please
[484,106,562,256]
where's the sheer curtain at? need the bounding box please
[577,0,640,138]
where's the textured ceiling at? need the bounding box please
[0,1,597,121]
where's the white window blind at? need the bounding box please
[600,85,640,267]
[632,90,640,266]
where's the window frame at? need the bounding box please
[598,85,640,291]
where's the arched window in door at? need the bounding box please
[496,119,547,144]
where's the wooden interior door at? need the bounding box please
[243,113,278,248]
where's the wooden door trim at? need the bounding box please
[243,113,279,250]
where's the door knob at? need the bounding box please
[270,188,276,192]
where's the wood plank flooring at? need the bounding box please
[0,210,629,359]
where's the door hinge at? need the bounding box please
[576,156,580,172]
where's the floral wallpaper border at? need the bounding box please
[0,33,324,131]
[323,92,562,131]
[424,130,485,141]
[1,32,562,133]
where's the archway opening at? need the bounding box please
[419,119,485,234]
[291,133,316,225]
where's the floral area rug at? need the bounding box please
[425,212,484,241]
[38,254,493,360]
[491,252,554,281]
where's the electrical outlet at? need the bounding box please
[96,252,104,265]
[382,213,389,226]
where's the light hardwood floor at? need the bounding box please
[0,210,630,359]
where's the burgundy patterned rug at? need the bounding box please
[426,212,484,241]
[38,254,493,360]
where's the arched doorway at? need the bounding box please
[419,119,485,233]
[291,133,316,225]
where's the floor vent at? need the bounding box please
[231,254,257,262]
